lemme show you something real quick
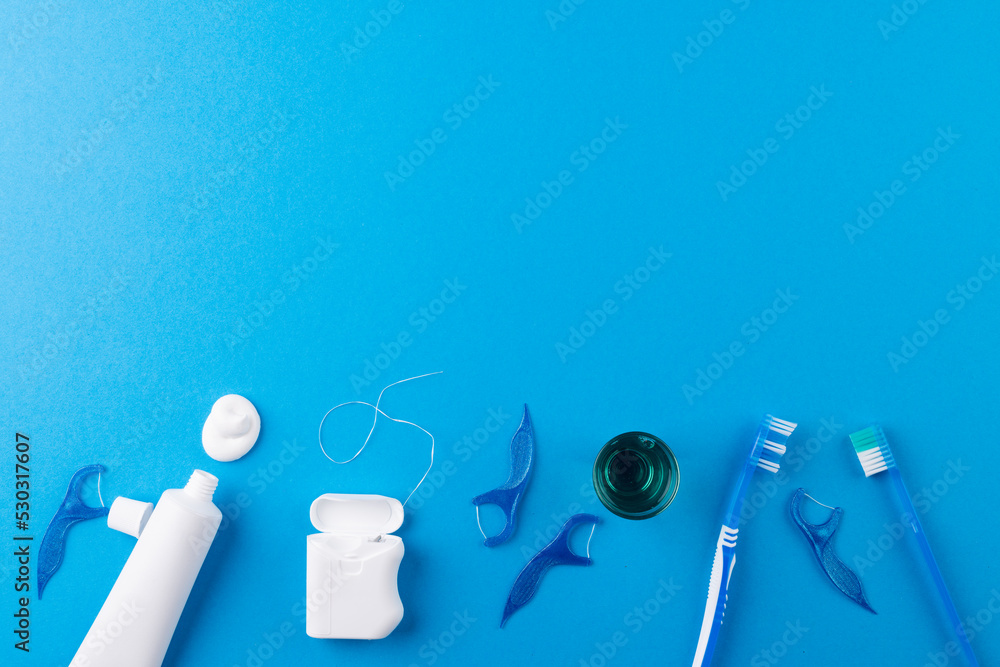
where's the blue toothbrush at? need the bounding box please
[849,425,979,666]
[692,415,797,667]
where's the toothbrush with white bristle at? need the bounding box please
[849,425,979,666]
[691,415,797,667]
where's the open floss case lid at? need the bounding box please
[310,494,404,536]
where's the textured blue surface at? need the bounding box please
[2,1,999,665]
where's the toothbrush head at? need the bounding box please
[849,425,896,477]
[755,415,797,473]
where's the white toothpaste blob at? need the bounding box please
[202,394,261,462]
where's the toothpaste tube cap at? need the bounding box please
[108,496,154,538]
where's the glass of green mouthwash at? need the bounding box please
[593,432,679,520]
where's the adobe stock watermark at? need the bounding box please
[555,246,671,363]
[923,588,1000,667]
[232,622,295,667]
[224,237,338,349]
[91,382,207,464]
[68,599,144,666]
[510,117,627,232]
[7,0,71,55]
[18,269,130,381]
[716,85,832,201]
[407,407,511,510]
[408,611,477,666]
[248,573,349,666]
[681,288,798,404]
[887,255,996,372]
[51,66,164,179]
[750,620,809,666]
[113,394,176,450]
[672,0,752,73]
[738,417,844,527]
[210,0,242,24]
[290,572,348,626]
[853,459,970,575]
[843,127,959,243]
[384,75,501,191]
[545,0,588,30]
[579,579,682,667]
[188,439,308,558]
[340,0,405,64]
[878,0,931,40]
[181,109,294,225]
[519,483,601,561]
[349,278,466,393]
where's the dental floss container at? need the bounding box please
[71,470,223,667]
[306,493,405,640]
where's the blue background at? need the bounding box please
[2,1,998,665]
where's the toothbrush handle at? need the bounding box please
[890,469,979,666]
[692,526,736,667]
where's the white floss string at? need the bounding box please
[318,371,442,507]
[803,492,836,510]
[475,505,487,541]
[97,470,106,508]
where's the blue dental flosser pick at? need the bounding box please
[38,464,109,599]
[790,488,876,614]
[500,513,599,628]
[473,404,534,547]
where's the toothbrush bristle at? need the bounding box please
[755,415,797,473]
[767,416,797,436]
[849,425,894,477]
[757,457,780,473]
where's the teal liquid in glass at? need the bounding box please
[593,432,679,520]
